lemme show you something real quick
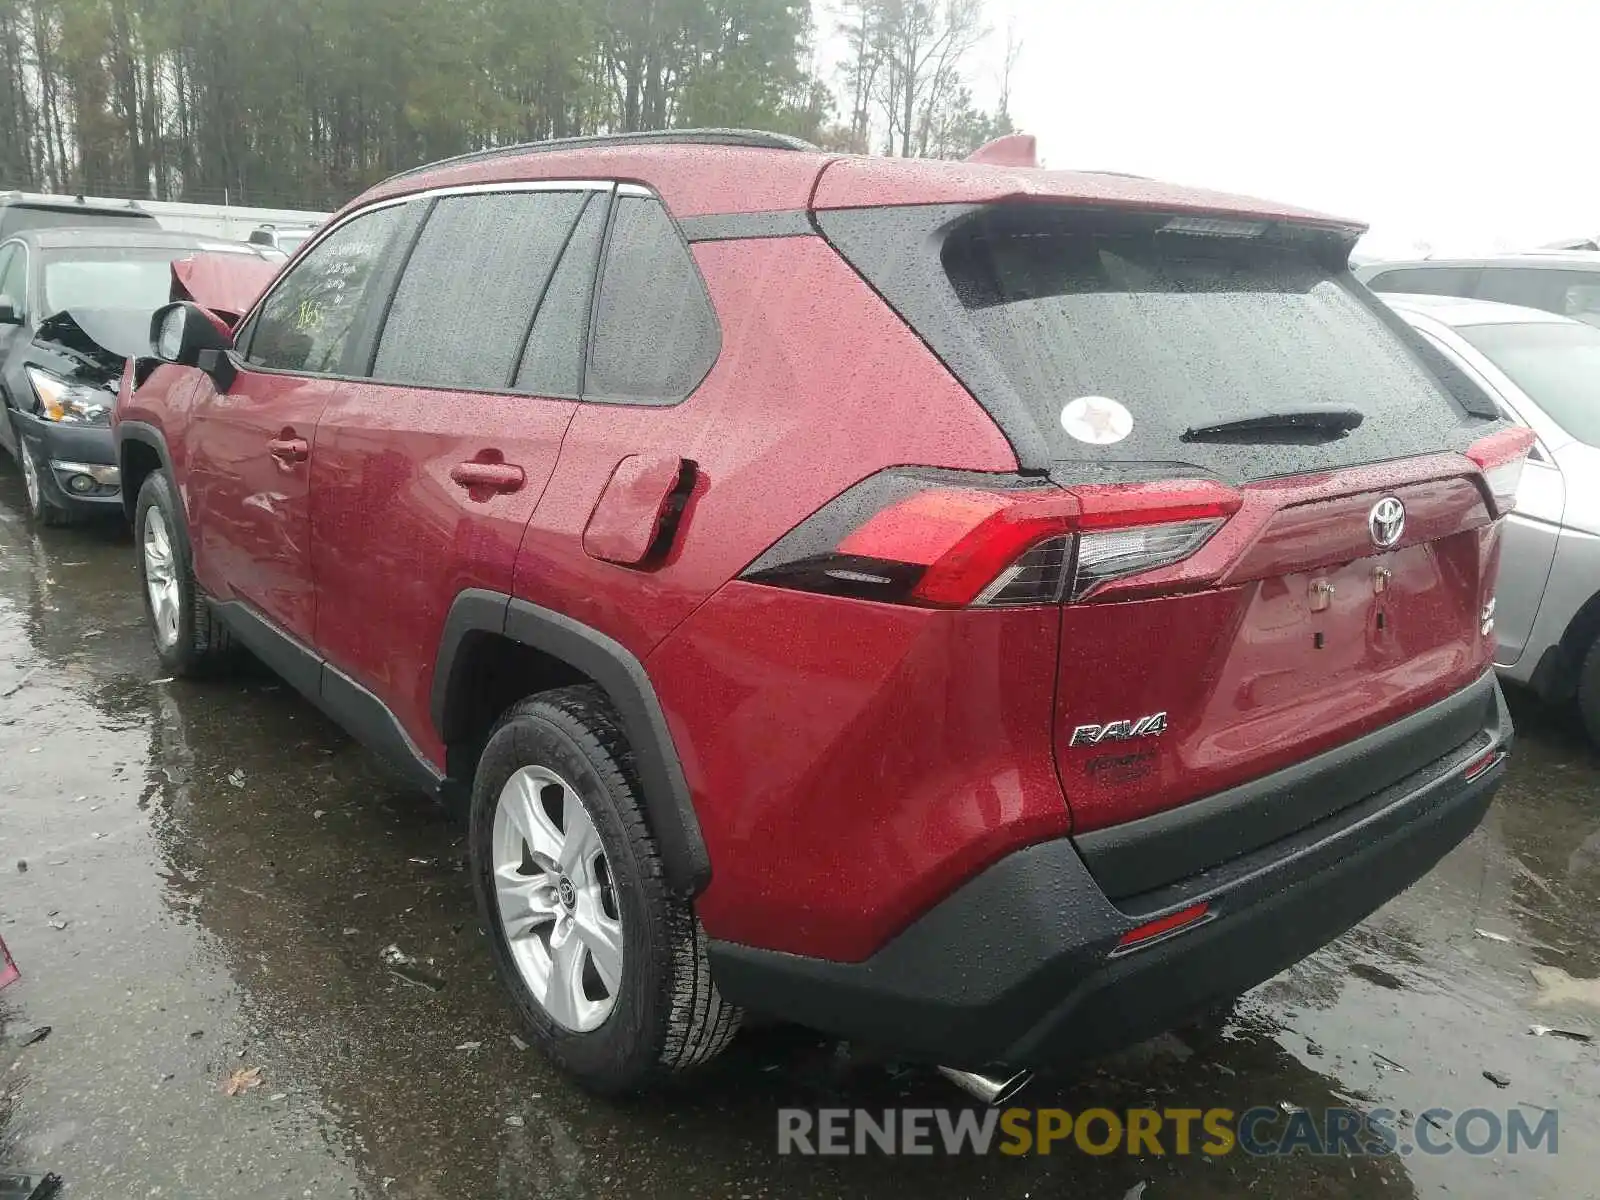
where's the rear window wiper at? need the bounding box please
[1181,406,1365,444]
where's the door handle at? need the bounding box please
[267,436,309,463]
[450,461,525,493]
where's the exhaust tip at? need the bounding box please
[937,1065,1035,1106]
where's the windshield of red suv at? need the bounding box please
[1458,319,1600,448]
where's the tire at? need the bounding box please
[10,416,70,526]
[133,470,233,676]
[1578,636,1600,749]
[469,685,740,1094]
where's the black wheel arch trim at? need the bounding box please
[115,419,176,520]
[432,589,711,897]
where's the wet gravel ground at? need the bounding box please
[0,468,1597,1199]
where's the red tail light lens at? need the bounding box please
[741,470,1241,608]
[1467,426,1536,516]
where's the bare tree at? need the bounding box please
[875,0,986,158]
[995,11,1019,131]
[835,0,886,150]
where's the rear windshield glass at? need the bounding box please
[1459,320,1600,448]
[942,214,1472,476]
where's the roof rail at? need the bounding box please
[382,128,818,186]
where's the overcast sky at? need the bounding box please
[955,0,1598,257]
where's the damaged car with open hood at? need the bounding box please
[0,226,278,524]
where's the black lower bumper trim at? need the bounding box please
[1073,670,1499,899]
[708,678,1510,1068]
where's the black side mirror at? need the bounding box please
[0,295,21,325]
[150,301,235,389]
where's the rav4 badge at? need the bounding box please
[1070,712,1168,747]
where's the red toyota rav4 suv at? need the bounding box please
[115,129,1526,1099]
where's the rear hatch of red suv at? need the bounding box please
[813,182,1523,900]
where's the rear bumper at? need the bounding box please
[708,672,1510,1068]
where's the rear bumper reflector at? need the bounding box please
[1110,901,1212,956]
[1463,748,1506,783]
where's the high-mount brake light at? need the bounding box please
[1466,426,1536,516]
[740,472,1241,608]
[1160,216,1267,238]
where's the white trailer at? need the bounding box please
[0,191,331,243]
[135,197,331,242]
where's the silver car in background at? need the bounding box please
[1357,253,1600,328]
[1380,293,1600,743]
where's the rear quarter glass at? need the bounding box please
[819,204,1502,483]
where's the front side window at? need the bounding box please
[244,204,405,374]
[586,196,719,403]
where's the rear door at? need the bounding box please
[821,203,1509,839]
[510,188,723,641]
[186,202,408,647]
[309,184,605,765]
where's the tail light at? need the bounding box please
[1467,427,1536,516]
[740,470,1241,608]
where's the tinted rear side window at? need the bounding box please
[821,204,1492,480]
[586,196,719,403]
[374,190,587,390]
[516,192,608,397]
[1365,266,1481,297]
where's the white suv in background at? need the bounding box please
[1380,292,1600,743]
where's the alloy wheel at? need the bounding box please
[142,507,181,650]
[493,765,624,1032]
[18,441,40,515]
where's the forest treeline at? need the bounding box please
[0,0,1016,209]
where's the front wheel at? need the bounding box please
[469,686,740,1094]
[11,418,69,526]
[134,470,232,676]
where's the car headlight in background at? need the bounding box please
[25,366,113,424]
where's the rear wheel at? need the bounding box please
[469,686,740,1094]
[1577,637,1600,748]
[134,470,232,676]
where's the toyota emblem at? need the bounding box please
[1369,496,1405,549]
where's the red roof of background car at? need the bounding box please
[350,140,1364,233]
